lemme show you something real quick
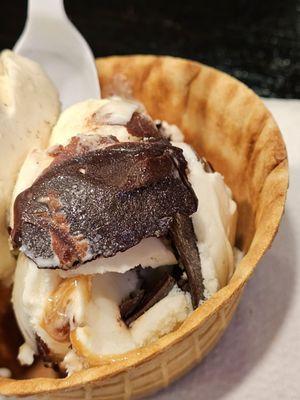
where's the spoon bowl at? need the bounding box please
[14,0,100,109]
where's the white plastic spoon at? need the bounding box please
[14,0,100,109]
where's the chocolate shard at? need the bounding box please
[126,112,161,138]
[35,334,51,363]
[169,264,189,292]
[170,214,204,308]
[119,288,145,322]
[155,121,162,130]
[48,135,119,160]
[200,157,214,173]
[35,335,65,374]
[12,139,197,270]
[177,276,190,293]
[120,272,175,326]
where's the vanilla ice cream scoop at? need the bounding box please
[11,96,238,374]
[0,50,60,280]
[13,255,192,373]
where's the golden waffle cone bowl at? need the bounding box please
[0,56,288,399]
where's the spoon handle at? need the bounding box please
[27,0,67,21]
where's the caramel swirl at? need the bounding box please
[42,276,91,343]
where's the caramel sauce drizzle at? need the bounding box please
[42,276,91,343]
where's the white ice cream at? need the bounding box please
[0,50,60,280]
[12,254,66,359]
[70,279,192,364]
[174,142,237,297]
[11,97,238,374]
[59,238,176,278]
[49,97,141,147]
[13,255,192,369]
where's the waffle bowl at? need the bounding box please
[0,55,288,399]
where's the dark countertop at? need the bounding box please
[0,0,299,98]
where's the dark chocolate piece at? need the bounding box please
[119,288,145,322]
[200,158,214,173]
[48,135,119,160]
[170,214,204,308]
[155,121,162,130]
[35,334,51,363]
[169,264,188,292]
[35,335,66,374]
[155,120,171,141]
[12,139,197,270]
[121,272,175,326]
[177,276,190,293]
[126,112,161,138]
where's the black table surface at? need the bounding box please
[1,0,299,98]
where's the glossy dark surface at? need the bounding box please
[12,138,197,269]
[1,0,299,98]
